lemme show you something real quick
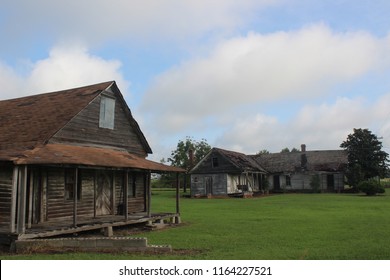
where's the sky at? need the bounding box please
[1,0,390,161]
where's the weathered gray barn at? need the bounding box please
[190,148,267,197]
[0,81,184,245]
[251,145,348,192]
[190,145,347,196]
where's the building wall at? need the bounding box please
[268,172,345,192]
[51,92,147,157]
[0,166,13,231]
[191,173,228,196]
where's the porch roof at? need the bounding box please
[5,143,184,173]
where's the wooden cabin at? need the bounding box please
[0,81,184,245]
[190,145,347,196]
[190,148,267,197]
[251,145,347,192]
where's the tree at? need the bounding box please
[167,137,211,192]
[168,137,211,170]
[257,149,270,155]
[340,128,389,189]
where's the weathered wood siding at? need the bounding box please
[114,171,146,214]
[192,151,241,174]
[191,173,227,196]
[51,92,147,157]
[0,166,13,231]
[46,168,95,221]
[268,172,345,192]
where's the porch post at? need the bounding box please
[16,165,27,234]
[147,170,151,218]
[73,168,78,227]
[10,166,19,233]
[175,172,181,223]
[27,170,34,229]
[124,170,129,220]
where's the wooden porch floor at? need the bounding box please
[16,212,180,240]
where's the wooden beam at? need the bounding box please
[27,169,34,229]
[147,171,152,218]
[73,168,78,227]
[17,165,27,234]
[93,170,97,218]
[124,170,129,220]
[176,172,180,215]
[10,166,19,233]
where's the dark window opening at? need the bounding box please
[286,175,291,186]
[65,169,81,200]
[212,157,219,168]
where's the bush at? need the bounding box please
[357,180,385,196]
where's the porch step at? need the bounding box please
[12,236,172,253]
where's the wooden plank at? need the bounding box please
[124,170,128,220]
[73,168,78,227]
[17,165,27,234]
[10,166,18,233]
[27,170,33,229]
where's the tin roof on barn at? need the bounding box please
[251,150,348,173]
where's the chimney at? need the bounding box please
[188,149,194,168]
[301,144,306,153]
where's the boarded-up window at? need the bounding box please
[99,96,115,129]
[64,169,81,200]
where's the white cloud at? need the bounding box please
[141,24,389,135]
[217,95,390,154]
[3,0,278,46]
[0,43,129,99]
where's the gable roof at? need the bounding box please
[251,150,348,173]
[190,147,266,174]
[0,82,184,173]
[0,81,152,158]
[0,81,110,152]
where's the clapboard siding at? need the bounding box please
[193,150,241,174]
[51,92,147,157]
[0,167,13,230]
[128,173,145,213]
[46,168,95,221]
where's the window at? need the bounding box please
[212,157,219,168]
[64,169,81,200]
[286,175,291,186]
[128,174,137,198]
[99,95,115,129]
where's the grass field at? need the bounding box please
[2,189,390,260]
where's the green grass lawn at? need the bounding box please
[2,189,390,260]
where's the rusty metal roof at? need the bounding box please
[11,143,184,172]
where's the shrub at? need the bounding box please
[357,180,385,196]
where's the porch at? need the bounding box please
[1,212,180,244]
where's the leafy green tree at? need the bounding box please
[168,137,211,170]
[257,149,270,155]
[167,137,211,192]
[340,128,389,188]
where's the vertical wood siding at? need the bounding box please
[51,93,147,157]
[0,167,13,230]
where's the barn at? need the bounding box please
[190,145,348,196]
[0,81,184,245]
[252,145,348,192]
[190,148,267,197]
